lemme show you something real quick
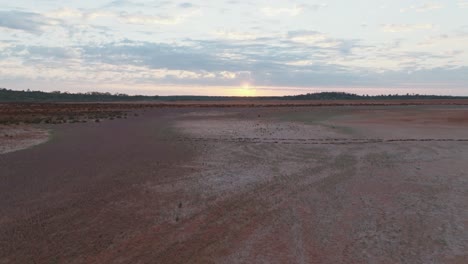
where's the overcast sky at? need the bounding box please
[0,0,467,96]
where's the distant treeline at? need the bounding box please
[0,89,159,102]
[0,88,466,102]
[281,92,468,100]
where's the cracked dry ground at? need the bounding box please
[1,105,467,264]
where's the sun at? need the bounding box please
[237,83,256,97]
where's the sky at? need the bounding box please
[0,0,467,96]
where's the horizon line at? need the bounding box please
[2,87,467,98]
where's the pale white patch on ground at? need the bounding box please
[175,116,346,140]
[0,126,50,154]
[162,108,468,263]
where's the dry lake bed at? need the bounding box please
[1,101,467,263]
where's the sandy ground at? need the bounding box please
[0,105,467,263]
[0,125,49,154]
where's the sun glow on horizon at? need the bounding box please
[236,83,256,97]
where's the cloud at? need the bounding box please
[213,30,259,40]
[0,44,246,87]
[2,38,466,90]
[288,30,327,44]
[0,1,466,95]
[284,60,314,66]
[0,41,13,51]
[459,1,468,8]
[46,8,113,20]
[46,8,83,18]
[442,50,464,56]
[0,10,59,34]
[21,46,81,60]
[0,36,372,88]
[382,24,434,33]
[104,0,149,8]
[0,58,214,83]
[179,2,194,9]
[331,40,463,75]
[118,9,200,25]
[80,40,251,73]
[286,31,356,53]
[400,3,444,12]
[261,5,303,17]
[119,12,184,25]
[303,3,327,11]
[418,32,468,55]
[45,7,199,26]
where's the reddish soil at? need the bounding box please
[0,110,194,263]
[0,103,467,263]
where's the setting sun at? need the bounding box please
[237,83,256,97]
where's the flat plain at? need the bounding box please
[1,101,467,263]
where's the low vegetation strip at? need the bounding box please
[3,100,468,126]
[0,103,141,125]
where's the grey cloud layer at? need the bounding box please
[0,11,56,34]
[4,36,465,88]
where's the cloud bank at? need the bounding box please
[0,0,467,95]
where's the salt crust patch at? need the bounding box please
[0,126,50,154]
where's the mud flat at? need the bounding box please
[0,104,467,263]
